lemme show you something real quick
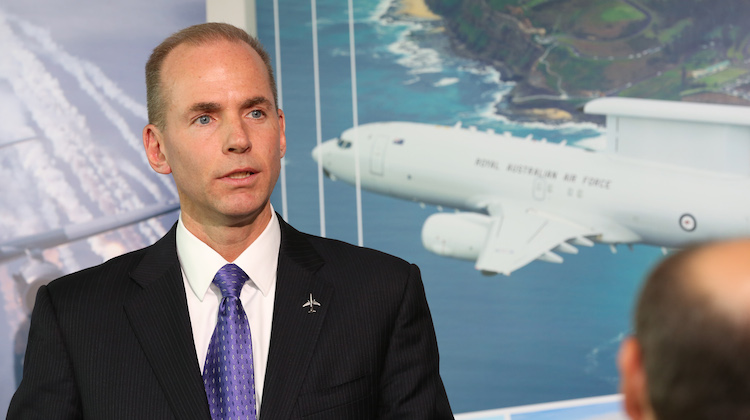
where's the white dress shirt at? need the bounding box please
[176,210,280,416]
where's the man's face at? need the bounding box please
[144,39,285,228]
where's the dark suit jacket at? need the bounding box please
[8,218,453,419]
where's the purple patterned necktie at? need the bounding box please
[203,264,257,420]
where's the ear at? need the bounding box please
[618,337,651,420]
[143,124,172,174]
[277,108,286,159]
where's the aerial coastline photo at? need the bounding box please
[417,0,750,123]
[1,0,748,417]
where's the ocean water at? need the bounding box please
[255,0,662,413]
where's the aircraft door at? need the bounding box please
[370,136,387,176]
[533,177,546,201]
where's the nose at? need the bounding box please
[224,117,251,154]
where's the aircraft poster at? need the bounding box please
[2,0,749,416]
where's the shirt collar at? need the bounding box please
[176,208,281,301]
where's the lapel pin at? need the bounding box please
[303,293,321,313]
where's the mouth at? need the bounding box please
[226,171,254,179]
[221,168,258,181]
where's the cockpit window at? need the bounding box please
[337,138,352,149]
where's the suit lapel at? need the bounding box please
[261,219,332,420]
[123,225,211,420]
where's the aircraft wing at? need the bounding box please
[475,202,599,275]
[0,136,37,149]
[0,201,180,263]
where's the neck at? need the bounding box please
[181,206,273,261]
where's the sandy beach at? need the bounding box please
[398,0,441,20]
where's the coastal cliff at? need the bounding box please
[424,0,541,81]
[423,0,750,123]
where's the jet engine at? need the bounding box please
[421,212,493,261]
[12,253,63,314]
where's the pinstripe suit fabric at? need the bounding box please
[8,218,453,419]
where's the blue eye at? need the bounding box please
[197,115,211,125]
[249,110,263,119]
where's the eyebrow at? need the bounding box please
[240,96,273,110]
[188,102,221,114]
[187,96,273,115]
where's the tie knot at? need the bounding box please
[212,264,248,298]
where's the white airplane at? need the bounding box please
[311,97,750,275]
[1,202,179,312]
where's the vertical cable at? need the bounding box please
[347,0,363,246]
[272,0,288,221]
[311,0,326,237]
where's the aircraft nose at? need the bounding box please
[311,144,321,163]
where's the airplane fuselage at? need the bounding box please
[314,122,750,248]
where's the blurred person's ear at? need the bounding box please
[618,337,652,420]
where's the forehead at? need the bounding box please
[160,39,272,106]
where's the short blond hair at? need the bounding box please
[145,22,277,130]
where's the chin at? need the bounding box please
[221,202,270,220]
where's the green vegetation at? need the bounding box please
[727,46,739,60]
[657,18,692,43]
[488,0,522,11]
[700,67,748,86]
[626,33,659,51]
[457,21,489,50]
[425,0,462,14]
[524,0,552,9]
[543,69,558,91]
[600,3,646,23]
[706,25,726,40]
[546,46,610,91]
[728,25,741,43]
[684,48,723,69]
[641,24,656,39]
[529,0,648,41]
[619,69,684,100]
[469,3,483,19]
[678,87,706,97]
[734,34,750,61]
[679,68,746,98]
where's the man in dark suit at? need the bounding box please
[8,22,453,419]
[618,239,750,420]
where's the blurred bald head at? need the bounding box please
[686,241,750,318]
[619,239,750,420]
